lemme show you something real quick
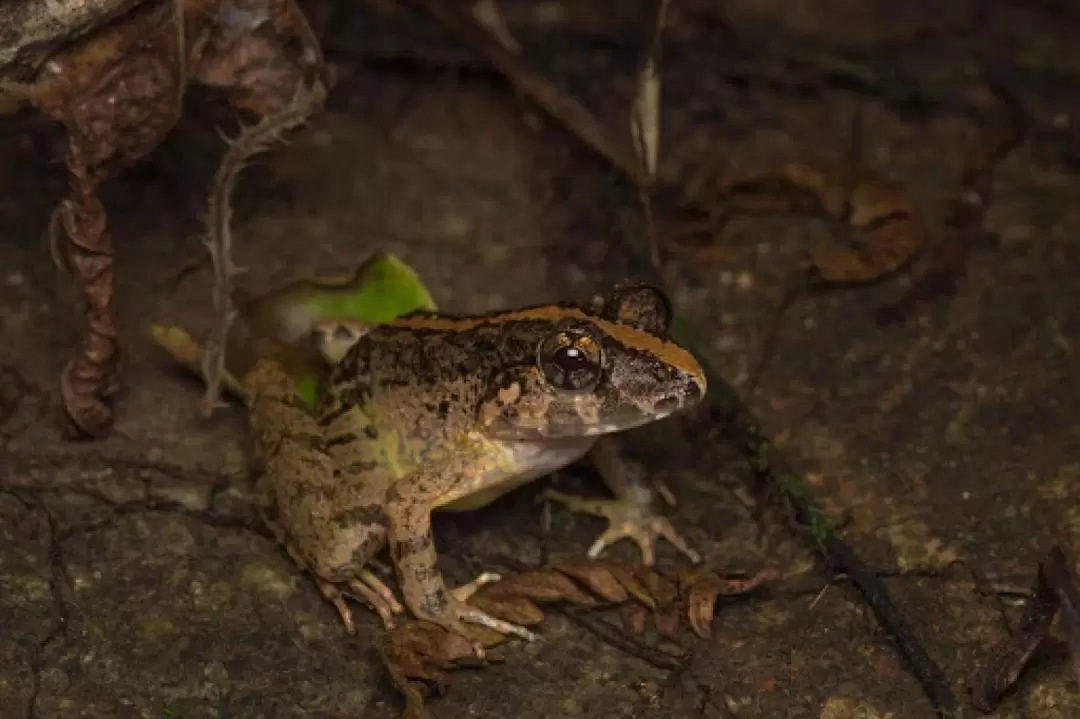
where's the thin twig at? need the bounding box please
[200,82,327,417]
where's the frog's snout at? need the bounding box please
[655,374,705,416]
[679,369,707,406]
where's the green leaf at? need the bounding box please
[149,253,437,410]
[247,252,437,344]
[239,252,437,408]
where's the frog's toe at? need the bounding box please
[457,603,539,642]
[346,570,404,630]
[423,594,539,651]
[450,571,503,602]
[541,489,701,566]
[316,577,359,634]
[585,515,700,566]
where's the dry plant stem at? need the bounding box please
[411,3,958,714]
[199,83,327,417]
[630,0,670,270]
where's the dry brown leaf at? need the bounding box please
[552,560,630,604]
[620,600,649,636]
[377,619,488,695]
[476,569,600,607]
[680,568,777,639]
[653,604,683,640]
[683,571,723,640]
[604,563,658,609]
[469,592,546,627]
[637,565,679,609]
[679,158,923,284]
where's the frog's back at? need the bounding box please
[315,323,494,480]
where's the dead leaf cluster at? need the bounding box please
[377,558,773,718]
[1,0,327,437]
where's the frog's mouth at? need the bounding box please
[483,391,698,440]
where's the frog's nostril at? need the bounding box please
[655,395,681,415]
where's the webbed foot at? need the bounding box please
[540,488,701,566]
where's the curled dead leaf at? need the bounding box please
[681,568,776,639]
[682,571,724,640]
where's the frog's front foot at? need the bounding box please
[540,488,701,566]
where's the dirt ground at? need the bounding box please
[3,1,1080,717]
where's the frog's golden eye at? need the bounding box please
[537,330,603,391]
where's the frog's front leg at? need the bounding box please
[384,460,539,647]
[244,359,404,632]
[540,436,701,565]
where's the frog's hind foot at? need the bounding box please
[539,489,701,566]
[315,570,405,633]
[348,569,405,625]
[425,593,539,655]
[315,577,361,634]
[311,570,406,630]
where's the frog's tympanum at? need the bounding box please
[244,283,706,643]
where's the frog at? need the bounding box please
[243,282,707,645]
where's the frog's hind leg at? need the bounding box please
[245,358,404,634]
[540,436,700,565]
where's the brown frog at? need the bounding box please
[243,283,706,644]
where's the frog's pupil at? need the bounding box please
[556,346,590,372]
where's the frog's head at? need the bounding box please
[479,284,707,441]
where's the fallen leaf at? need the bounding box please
[677,157,923,284]
[679,568,775,639]
[477,569,600,607]
[683,571,724,639]
[620,601,649,636]
[653,604,683,640]
[553,560,630,604]
[637,565,679,609]
[468,593,546,627]
[605,564,658,609]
